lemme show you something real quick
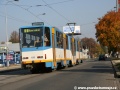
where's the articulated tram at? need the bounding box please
[19,23,85,73]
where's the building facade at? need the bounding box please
[0,42,20,67]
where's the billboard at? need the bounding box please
[63,26,81,35]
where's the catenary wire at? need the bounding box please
[42,0,72,23]
[6,0,52,26]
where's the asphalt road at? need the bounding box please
[0,59,119,90]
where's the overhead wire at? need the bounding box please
[5,0,52,26]
[42,0,72,23]
[26,0,75,10]
[0,0,75,8]
[1,0,75,26]
[43,0,74,6]
[0,11,30,24]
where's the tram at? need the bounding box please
[19,22,83,73]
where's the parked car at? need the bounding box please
[98,55,105,61]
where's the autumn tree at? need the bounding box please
[95,11,120,53]
[81,37,101,57]
[9,31,19,43]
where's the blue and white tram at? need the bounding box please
[19,23,81,73]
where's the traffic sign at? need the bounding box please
[6,55,13,60]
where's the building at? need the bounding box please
[0,42,20,66]
[0,42,20,53]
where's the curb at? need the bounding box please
[0,65,22,73]
[111,60,120,78]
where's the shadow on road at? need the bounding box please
[92,65,112,68]
[0,69,31,75]
[58,60,114,74]
[59,68,114,74]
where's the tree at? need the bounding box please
[1,41,5,44]
[9,31,19,43]
[81,37,101,57]
[95,11,120,53]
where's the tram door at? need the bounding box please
[52,28,56,67]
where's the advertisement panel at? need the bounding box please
[63,26,81,35]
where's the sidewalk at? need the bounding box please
[111,60,120,77]
[0,64,21,73]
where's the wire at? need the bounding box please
[42,0,72,22]
[80,22,97,26]
[2,0,74,26]
[0,12,30,24]
[0,0,74,7]
[43,0,74,6]
[5,0,52,26]
[26,0,74,10]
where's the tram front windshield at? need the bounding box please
[21,27,43,48]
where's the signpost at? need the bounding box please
[6,54,13,67]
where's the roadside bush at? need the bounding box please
[115,63,120,70]
[112,58,120,60]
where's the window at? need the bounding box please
[66,35,68,49]
[21,27,43,48]
[77,41,79,51]
[44,27,51,46]
[56,31,63,48]
[70,38,72,50]
[74,39,76,51]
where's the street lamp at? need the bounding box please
[5,0,19,67]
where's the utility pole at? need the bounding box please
[5,0,19,67]
[67,23,76,65]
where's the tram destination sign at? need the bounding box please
[32,22,44,26]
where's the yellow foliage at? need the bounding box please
[95,11,120,50]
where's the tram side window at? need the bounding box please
[44,27,51,46]
[74,39,76,51]
[56,31,63,48]
[66,36,68,49]
[56,32,59,48]
[70,38,72,50]
[77,41,79,51]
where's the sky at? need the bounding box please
[0,0,116,42]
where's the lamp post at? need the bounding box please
[5,0,19,67]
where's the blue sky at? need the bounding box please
[0,0,116,42]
